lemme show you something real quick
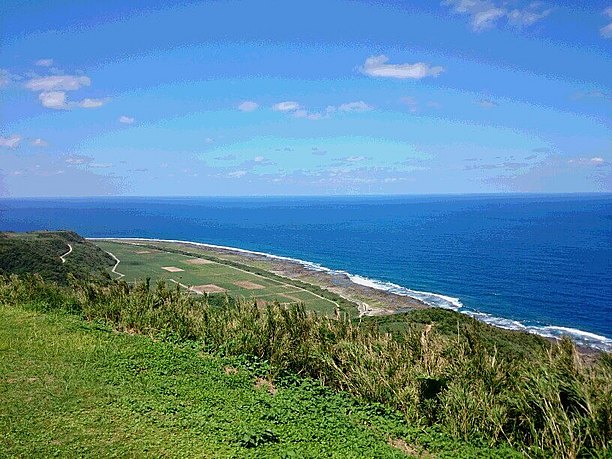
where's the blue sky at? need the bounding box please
[0,0,610,196]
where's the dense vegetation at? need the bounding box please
[0,231,114,284]
[1,273,609,458]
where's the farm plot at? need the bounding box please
[93,240,339,315]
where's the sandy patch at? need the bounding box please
[190,284,226,294]
[234,281,265,290]
[134,250,152,254]
[161,266,184,272]
[184,258,214,265]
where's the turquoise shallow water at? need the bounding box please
[1,194,610,350]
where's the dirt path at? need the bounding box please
[104,251,125,279]
[59,244,73,264]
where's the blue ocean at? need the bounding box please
[1,194,610,350]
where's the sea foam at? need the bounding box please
[91,237,612,352]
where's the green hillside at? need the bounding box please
[0,231,115,284]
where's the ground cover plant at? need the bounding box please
[1,273,609,458]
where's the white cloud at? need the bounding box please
[605,7,612,17]
[444,0,552,31]
[228,170,247,178]
[272,101,301,112]
[567,157,606,166]
[25,75,90,91]
[472,7,506,30]
[292,109,323,120]
[31,138,48,147]
[38,91,108,110]
[89,163,113,169]
[39,91,67,109]
[360,55,444,79]
[0,135,22,148]
[78,98,107,108]
[338,101,373,112]
[35,59,54,67]
[64,155,92,165]
[601,23,612,39]
[238,100,259,112]
[507,7,552,27]
[254,156,265,162]
[205,137,214,144]
[477,98,498,108]
[119,115,135,124]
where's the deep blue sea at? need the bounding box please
[1,194,610,350]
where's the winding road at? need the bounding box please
[59,244,73,264]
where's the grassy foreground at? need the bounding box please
[0,299,520,458]
[1,274,610,458]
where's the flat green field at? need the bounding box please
[94,240,340,316]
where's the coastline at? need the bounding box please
[90,237,612,353]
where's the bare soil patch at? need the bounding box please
[161,266,184,272]
[234,281,265,290]
[184,258,214,265]
[190,284,226,294]
[254,377,277,395]
[134,250,152,254]
[388,438,431,458]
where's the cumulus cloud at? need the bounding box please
[360,55,444,79]
[37,91,108,110]
[119,115,135,124]
[78,98,107,108]
[272,101,301,112]
[443,0,552,31]
[0,135,22,148]
[31,138,48,147]
[238,100,259,112]
[35,59,54,67]
[39,91,67,109]
[25,75,90,91]
[338,101,373,112]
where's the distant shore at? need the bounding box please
[90,237,431,316]
[90,237,612,353]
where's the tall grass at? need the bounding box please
[1,273,609,458]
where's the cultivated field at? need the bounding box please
[93,240,341,316]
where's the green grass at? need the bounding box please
[94,240,346,316]
[0,301,522,458]
[2,274,610,458]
